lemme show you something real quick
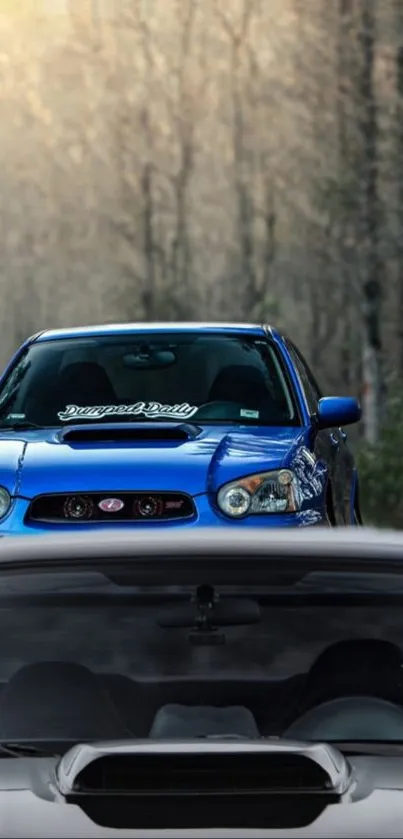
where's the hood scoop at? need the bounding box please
[59,422,202,444]
[56,739,352,830]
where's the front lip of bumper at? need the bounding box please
[0,495,328,534]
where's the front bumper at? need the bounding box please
[0,495,328,535]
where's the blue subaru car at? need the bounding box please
[0,322,362,534]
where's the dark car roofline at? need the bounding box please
[0,527,401,567]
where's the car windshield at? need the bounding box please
[1,549,403,752]
[0,333,298,428]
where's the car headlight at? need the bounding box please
[217,469,301,518]
[0,487,11,519]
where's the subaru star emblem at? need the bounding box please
[98,497,124,513]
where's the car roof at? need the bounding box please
[0,527,402,566]
[34,323,272,342]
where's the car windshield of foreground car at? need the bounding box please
[1,554,403,755]
[0,332,298,428]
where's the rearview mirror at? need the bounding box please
[316,396,361,430]
[123,349,176,370]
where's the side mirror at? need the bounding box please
[316,396,361,430]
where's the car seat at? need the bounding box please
[284,695,403,741]
[282,639,403,741]
[296,639,403,712]
[0,661,132,740]
[208,365,285,422]
[56,361,117,405]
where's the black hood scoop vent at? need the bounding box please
[69,751,333,793]
[59,422,201,444]
[56,739,352,830]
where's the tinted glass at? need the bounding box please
[286,341,321,415]
[0,334,298,428]
[0,559,403,749]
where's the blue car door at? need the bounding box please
[284,339,353,525]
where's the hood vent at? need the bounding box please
[59,423,201,444]
[70,751,332,794]
[56,740,352,830]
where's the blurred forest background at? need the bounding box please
[1,0,403,524]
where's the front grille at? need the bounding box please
[27,492,195,523]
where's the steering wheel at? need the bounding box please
[284,695,403,741]
[194,401,249,420]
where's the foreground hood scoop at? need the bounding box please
[56,739,352,830]
[59,422,202,444]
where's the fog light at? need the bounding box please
[218,486,251,517]
[63,495,94,520]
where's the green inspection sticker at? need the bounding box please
[240,409,260,419]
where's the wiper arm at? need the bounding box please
[333,740,403,756]
[0,422,43,431]
[0,742,59,758]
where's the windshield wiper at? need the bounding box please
[0,742,59,758]
[0,422,43,432]
[332,740,403,756]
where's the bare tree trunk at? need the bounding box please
[395,1,403,374]
[231,23,256,314]
[140,157,156,320]
[217,0,260,317]
[337,0,353,390]
[169,1,196,313]
[262,184,276,288]
[357,0,381,444]
[110,1,160,320]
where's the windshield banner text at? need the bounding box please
[57,402,198,422]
